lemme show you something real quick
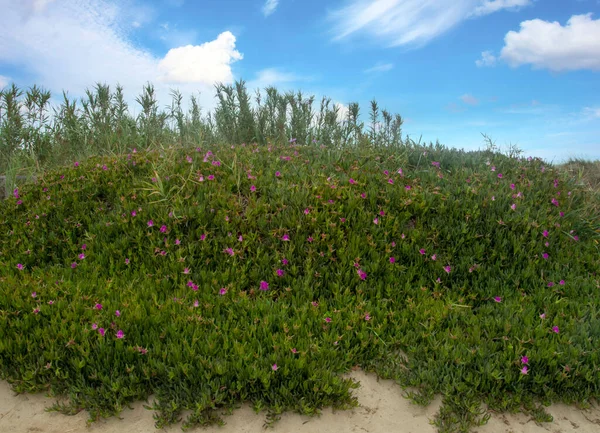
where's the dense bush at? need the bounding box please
[1,138,599,432]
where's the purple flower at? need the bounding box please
[521,356,529,364]
[493,296,502,303]
[260,281,269,291]
[131,210,137,217]
[389,257,396,264]
[357,269,367,280]
[95,303,103,310]
[325,317,332,323]
[349,178,356,184]
[208,175,215,181]
[542,252,549,260]
[147,220,154,227]
[547,282,554,287]
[388,178,394,185]
[373,217,379,225]
[511,203,516,210]
[116,330,124,339]
[250,185,256,192]
[98,328,106,337]
[540,313,546,320]
[365,313,371,321]
[272,363,278,371]
[419,249,426,255]
[552,326,560,334]
[219,287,227,295]
[92,323,98,330]
[17,263,24,270]
[282,234,290,241]
[431,161,440,168]
[444,265,451,274]
[405,185,411,190]
[276,269,285,277]
[31,292,37,298]
[521,366,529,375]
[275,171,281,177]
[160,225,167,233]
[510,184,516,190]
[125,258,130,265]
[431,254,437,261]
[282,258,289,266]
[115,310,121,317]
[542,230,548,237]
[71,262,77,269]
[498,173,503,179]
[78,253,85,260]
[559,280,565,285]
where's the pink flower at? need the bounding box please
[542,230,548,237]
[116,330,124,339]
[325,317,332,323]
[521,366,529,375]
[405,185,411,190]
[71,262,77,269]
[260,281,269,291]
[498,173,503,178]
[559,280,565,285]
[208,175,215,181]
[282,234,290,241]
[361,193,367,199]
[160,225,167,233]
[98,328,106,337]
[494,296,502,303]
[224,247,234,256]
[431,161,440,168]
[388,178,394,185]
[349,178,356,184]
[250,185,256,192]
[31,292,37,298]
[540,313,546,319]
[147,220,154,227]
[193,300,199,307]
[219,287,227,295]
[282,258,289,266]
[307,236,314,242]
[521,356,529,364]
[131,210,137,217]
[389,257,396,264]
[291,348,298,354]
[431,254,437,261]
[510,184,516,190]
[444,265,451,274]
[17,263,23,270]
[95,303,103,310]
[373,218,379,225]
[552,326,559,334]
[275,171,281,177]
[542,252,549,260]
[74,161,79,167]
[511,203,516,210]
[397,168,403,176]
[115,310,121,317]
[175,239,181,245]
[357,269,367,280]
[92,323,98,330]
[547,282,554,287]
[48,300,54,305]
[125,258,130,265]
[276,269,285,277]
[304,208,310,215]
[551,198,559,207]
[200,233,206,241]
[78,253,85,260]
[272,364,278,371]
[491,166,496,172]
[364,314,371,321]
[419,249,426,255]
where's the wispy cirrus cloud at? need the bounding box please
[327,0,532,48]
[262,0,279,17]
[364,62,394,73]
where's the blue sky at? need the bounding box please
[1,0,599,162]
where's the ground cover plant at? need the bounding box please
[0,81,599,433]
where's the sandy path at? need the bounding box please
[1,370,599,433]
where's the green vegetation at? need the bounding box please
[0,81,599,433]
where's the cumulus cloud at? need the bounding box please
[262,0,279,17]
[470,0,532,17]
[328,0,531,48]
[158,32,242,84]
[460,94,479,105]
[475,50,497,67]
[500,14,600,71]
[0,0,243,113]
[364,62,394,73]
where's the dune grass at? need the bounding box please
[0,82,599,433]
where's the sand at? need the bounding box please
[1,370,599,433]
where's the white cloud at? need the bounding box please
[335,102,349,123]
[262,0,279,17]
[583,107,600,118]
[0,0,243,114]
[470,0,532,17]
[364,62,394,73]
[475,50,497,67]
[328,0,531,47]
[500,14,600,71]
[460,94,479,105]
[0,75,11,88]
[158,32,243,84]
[249,68,302,88]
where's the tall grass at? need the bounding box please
[0,80,405,179]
